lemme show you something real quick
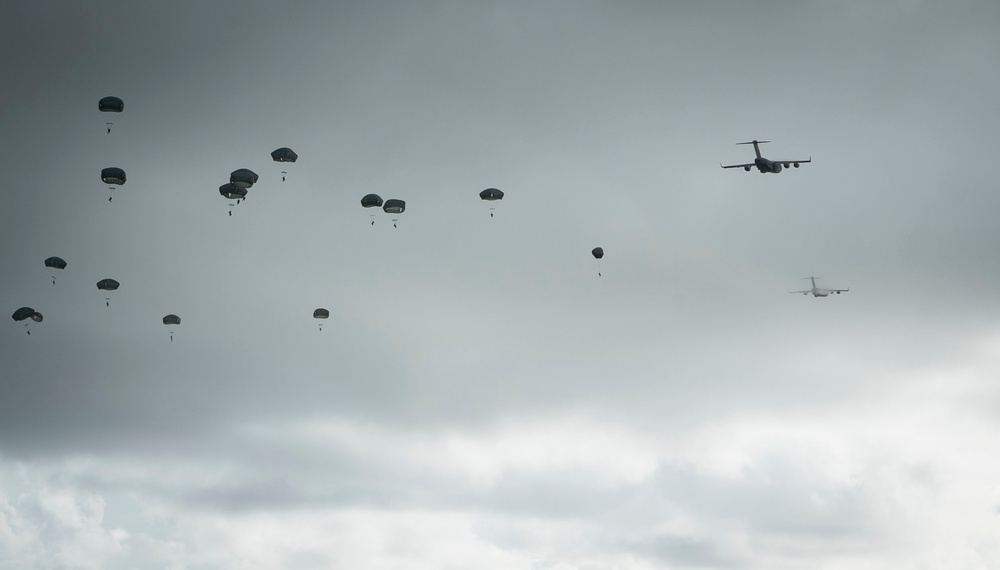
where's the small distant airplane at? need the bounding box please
[721,140,810,173]
[791,277,848,297]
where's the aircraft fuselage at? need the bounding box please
[754,157,782,173]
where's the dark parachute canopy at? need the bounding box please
[383,199,406,214]
[99,97,123,133]
[162,314,180,342]
[220,183,248,216]
[97,279,120,305]
[98,96,124,113]
[383,199,406,227]
[479,188,504,201]
[479,188,503,218]
[361,194,383,208]
[45,256,67,270]
[101,167,126,185]
[45,256,67,284]
[12,307,41,322]
[101,168,126,201]
[271,147,298,163]
[313,308,329,330]
[219,183,248,200]
[12,307,42,333]
[230,169,259,189]
[592,247,604,276]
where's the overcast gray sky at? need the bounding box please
[3,1,1000,568]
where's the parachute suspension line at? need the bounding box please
[598,260,602,277]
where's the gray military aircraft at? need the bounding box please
[790,277,848,297]
[721,140,810,173]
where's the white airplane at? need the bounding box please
[791,277,848,297]
[721,140,811,173]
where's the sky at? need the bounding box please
[2,1,1000,568]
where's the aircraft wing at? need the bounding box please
[721,162,755,169]
[789,290,811,294]
[773,157,812,165]
[826,287,848,293]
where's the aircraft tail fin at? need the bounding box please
[737,140,770,158]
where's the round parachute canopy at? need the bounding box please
[12,307,37,322]
[162,314,181,326]
[479,188,504,201]
[383,199,406,214]
[592,247,604,260]
[96,278,120,291]
[313,308,330,319]
[230,169,259,189]
[44,256,67,270]
[219,183,248,200]
[271,147,298,163]
[101,167,126,185]
[98,96,124,113]
[361,194,384,208]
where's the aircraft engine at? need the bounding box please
[783,163,790,168]
[793,162,800,168]
[772,162,782,173]
[744,166,751,171]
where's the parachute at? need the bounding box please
[361,194,384,208]
[44,256,67,284]
[98,96,124,112]
[219,183,248,200]
[162,314,180,342]
[480,188,504,200]
[99,96,123,133]
[12,307,38,321]
[361,194,383,225]
[271,147,298,163]
[271,148,297,181]
[592,247,604,276]
[12,306,42,334]
[479,188,504,217]
[230,169,259,189]
[219,183,248,215]
[97,278,120,306]
[313,308,329,331]
[101,167,126,202]
[383,199,406,227]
